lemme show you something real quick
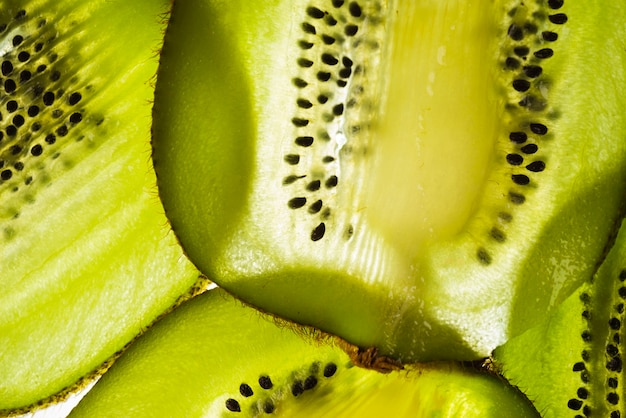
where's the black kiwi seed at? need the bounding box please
[534,48,554,59]
[293,78,308,88]
[477,247,492,265]
[549,13,568,24]
[284,154,300,165]
[239,383,253,397]
[512,174,530,186]
[225,398,241,412]
[297,58,314,68]
[298,40,314,49]
[506,154,524,165]
[523,65,543,78]
[321,53,339,66]
[43,91,55,106]
[608,377,618,388]
[548,0,564,9]
[608,317,621,330]
[302,22,316,35]
[577,388,588,399]
[323,363,337,377]
[297,98,313,109]
[17,51,30,63]
[490,227,506,243]
[288,197,307,209]
[12,35,23,47]
[30,144,42,156]
[526,161,545,172]
[308,200,323,214]
[521,144,538,154]
[317,94,329,104]
[1,60,13,76]
[311,223,326,241]
[507,23,524,40]
[307,180,321,191]
[6,100,18,112]
[295,136,314,147]
[344,25,358,36]
[325,15,338,26]
[339,67,352,78]
[258,375,273,389]
[542,31,558,41]
[69,112,82,124]
[322,34,336,45]
[317,71,331,82]
[509,132,527,143]
[512,79,530,92]
[332,0,344,7]
[505,57,520,69]
[529,123,548,135]
[263,400,275,414]
[291,380,304,396]
[303,376,318,390]
[607,393,620,405]
[306,7,325,19]
[5,79,16,93]
[325,175,338,188]
[349,2,362,17]
[606,357,622,372]
[567,399,583,411]
[513,46,529,57]
[508,191,525,204]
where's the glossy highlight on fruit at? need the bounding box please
[0,0,199,412]
[152,0,626,361]
[71,288,539,418]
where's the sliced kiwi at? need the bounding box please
[494,216,626,418]
[152,0,626,361]
[0,0,201,412]
[70,287,539,417]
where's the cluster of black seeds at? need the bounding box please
[568,269,625,417]
[283,1,375,243]
[224,362,338,414]
[476,0,566,266]
[0,8,88,211]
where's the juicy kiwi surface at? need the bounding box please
[494,217,626,418]
[70,288,539,417]
[152,0,626,361]
[0,0,200,412]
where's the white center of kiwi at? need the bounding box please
[364,1,501,257]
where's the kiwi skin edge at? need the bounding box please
[70,288,540,418]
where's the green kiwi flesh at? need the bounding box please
[152,0,626,361]
[494,216,626,418]
[70,287,539,417]
[0,0,200,412]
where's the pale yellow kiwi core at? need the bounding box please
[366,1,500,256]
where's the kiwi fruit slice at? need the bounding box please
[70,287,539,417]
[494,217,626,417]
[152,0,626,362]
[0,0,200,412]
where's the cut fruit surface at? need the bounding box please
[494,217,626,418]
[71,288,539,418]
[0,0,199,412]
[153,0,626,361]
